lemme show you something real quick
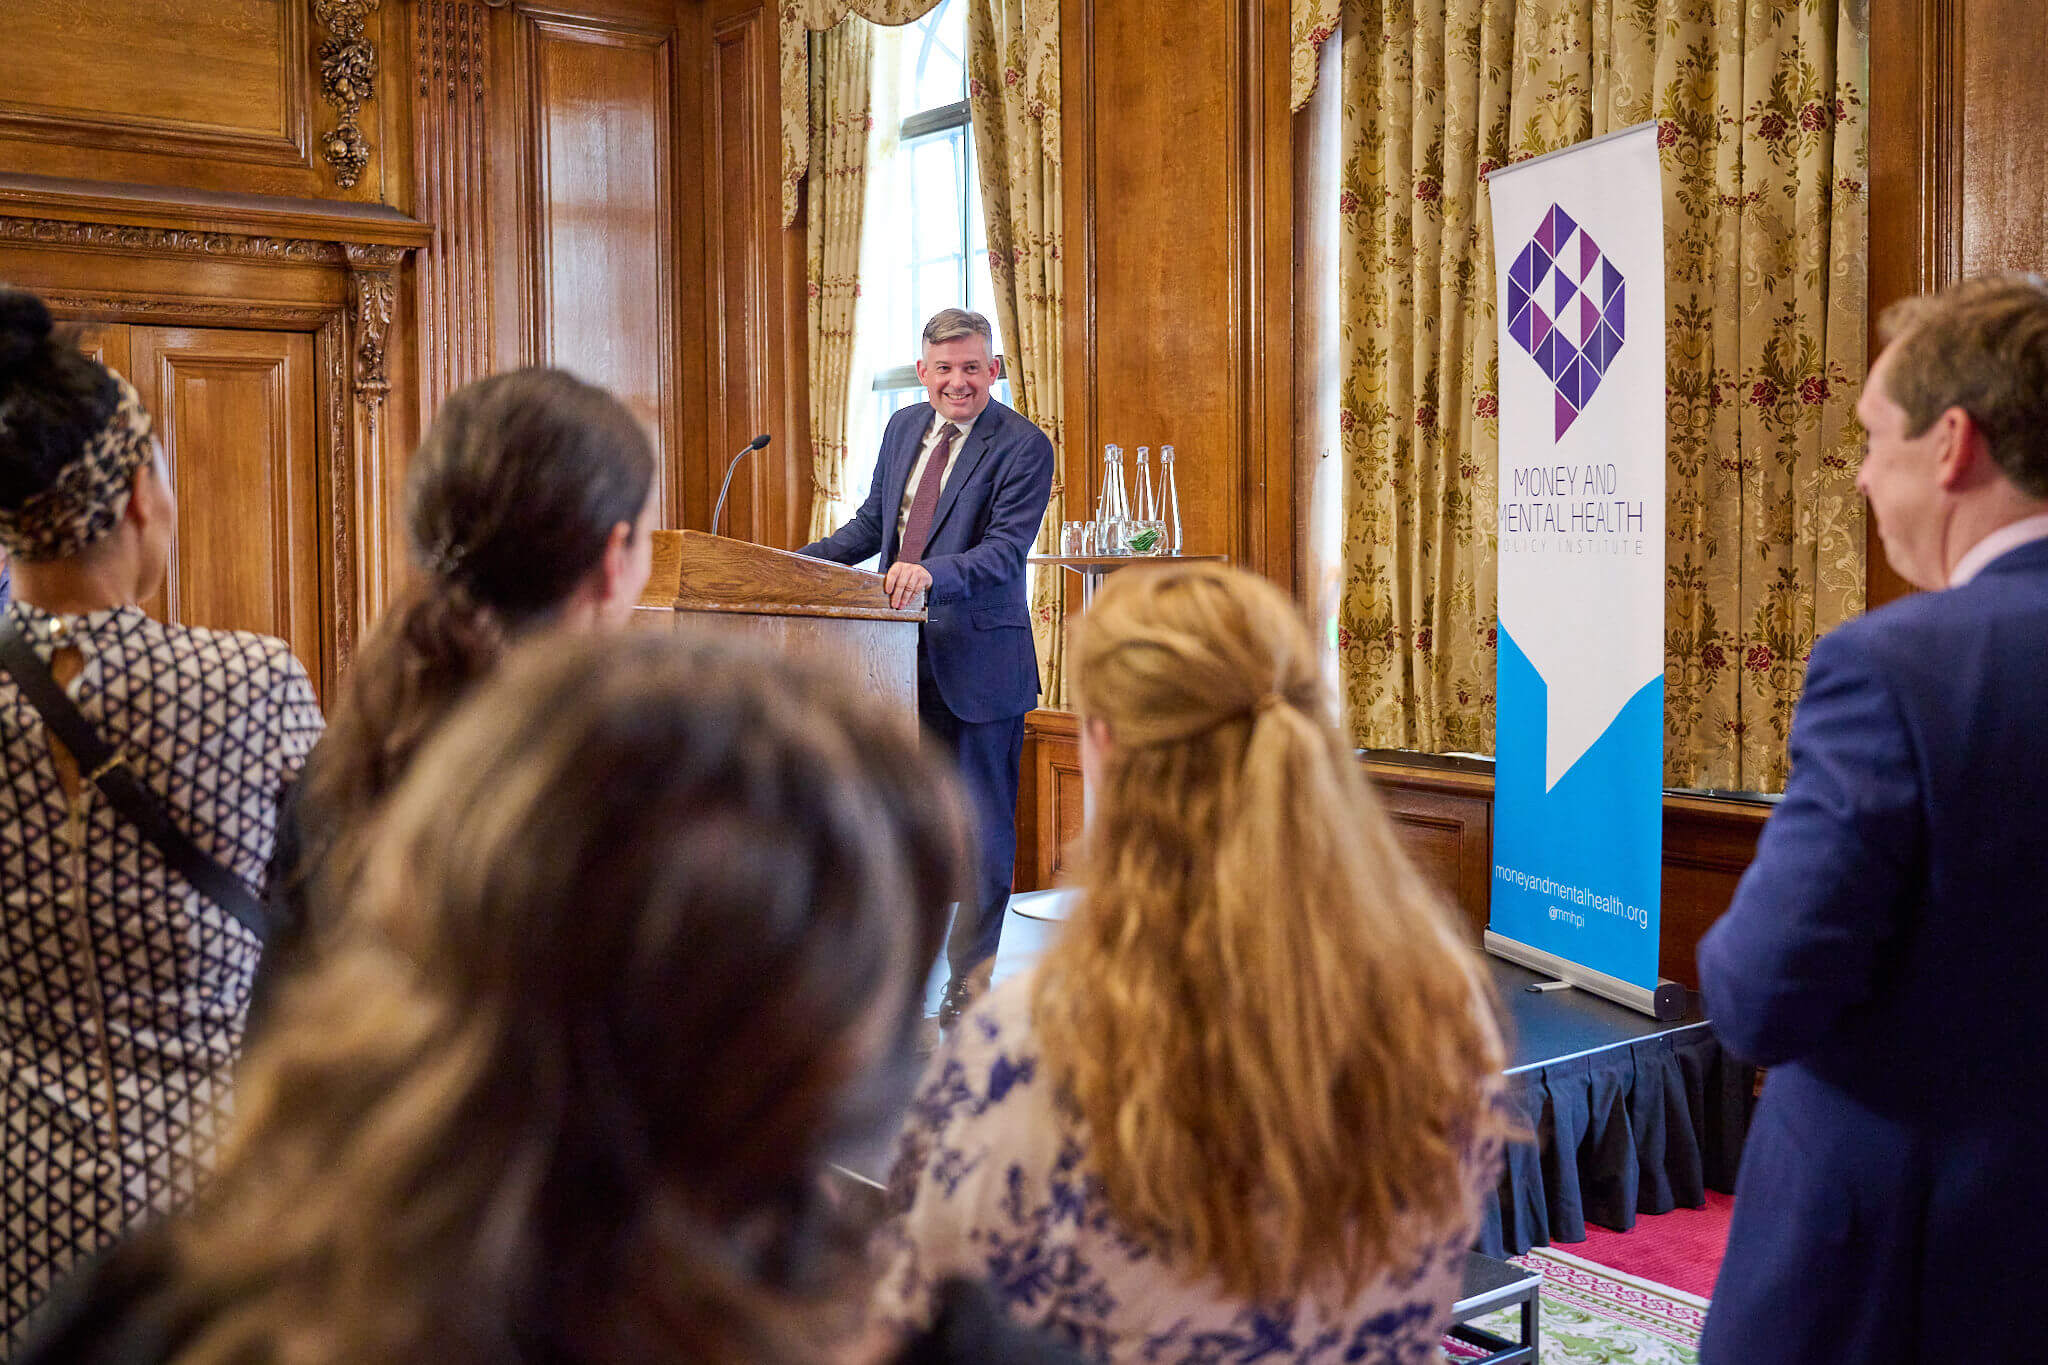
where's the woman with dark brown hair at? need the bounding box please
[0,287,323,1351]
[258,366,659,1014]
[21,631,1084,1365]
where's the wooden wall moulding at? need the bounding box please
[1360,760,1769,990]
[0,217,344,267]
[319,314,357,676]
[316,0,384,190]
[1865,0,2048,609]
[410,0,498,420]
[697,1,799,545]
[339,242,409,625]
[3,207,422,692]
[1361,758,1496,943]
[29,290,338,331]
[0,173,434,253]
[419,0,491,101]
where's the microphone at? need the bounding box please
[711,433,772,537]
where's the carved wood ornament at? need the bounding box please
[0,218,338,263]
[316,0,382,189]
[343,242,403,441]
[420,0,488,100]
[411,0,498,417]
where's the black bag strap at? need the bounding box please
[0,615,267,942]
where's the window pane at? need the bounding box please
[901,0,966,114]
[965,127,999,346]
[881,257,914,357]
[918,259,965,321]
[909,134,963,265]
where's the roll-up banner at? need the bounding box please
[1484,123,1676,1018]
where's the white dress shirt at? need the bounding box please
[896,411,980,541]
[1948,512,2048,587]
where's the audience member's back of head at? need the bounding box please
[1038,562,1509,1303]
[288,367,656,923]
[0,288,126,517]
[165,631,969,1364]
[1877,271,2048,497]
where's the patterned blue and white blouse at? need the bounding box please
[0,602,323,1351]
[873,971,1502,1364]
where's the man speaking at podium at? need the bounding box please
[801,308,1054,1028]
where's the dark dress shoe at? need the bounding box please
[936,974,979,1031]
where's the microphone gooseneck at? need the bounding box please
[712,433,773,537]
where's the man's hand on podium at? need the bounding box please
[884,561,932,611]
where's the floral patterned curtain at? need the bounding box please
[1334,0,1867,791]
[806,21,873,540]
[781,0,946,228]
[965,0,1065,703]
[1292,0,1342,113]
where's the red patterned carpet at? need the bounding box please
[1559,1190,1735,1299]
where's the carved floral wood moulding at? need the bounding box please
[315,0,382,190]
[0,217,339,264]
[0,216,410,403]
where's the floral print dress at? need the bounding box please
[873,972,1502,1364]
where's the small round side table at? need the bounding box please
[1026,553,1229,609]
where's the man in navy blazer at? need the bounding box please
[1699,275,2048,1363]
[802,309,1055,1023]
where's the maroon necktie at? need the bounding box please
[896,423,958,565]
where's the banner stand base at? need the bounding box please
[1484,930,1687,1021]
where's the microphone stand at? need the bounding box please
[712,433,773,537]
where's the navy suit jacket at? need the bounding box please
[801,398,1055,723]
[1697,536,2048,1363]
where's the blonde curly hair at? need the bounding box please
[1034,562,1510,1303]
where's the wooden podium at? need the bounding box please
[633,529,925,722]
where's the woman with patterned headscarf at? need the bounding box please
[0,287,324,1350]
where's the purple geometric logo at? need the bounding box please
[1507,203,1626,439]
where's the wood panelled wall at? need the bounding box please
[1867,0,2048,607]
[0,0,413,206]
[0,0,816,706]
[0,0,427,704]
[692,0,808,549]
[445,0,804,544]
[1060,0,1297,585]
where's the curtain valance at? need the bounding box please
[781,0,947,227]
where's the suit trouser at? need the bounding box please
[916,648,1026,976]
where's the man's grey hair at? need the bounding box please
[922,309,994,351]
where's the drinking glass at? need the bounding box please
[1126,520,1166,556]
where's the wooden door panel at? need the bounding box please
[126,326,323,697]
[526,15,676,511]
[0,0,304,159]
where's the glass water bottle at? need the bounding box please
[1128,446,1161,554]
[1133,446,1157,522]
[1094,443,1131,555]
[1159,445,1183,555]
